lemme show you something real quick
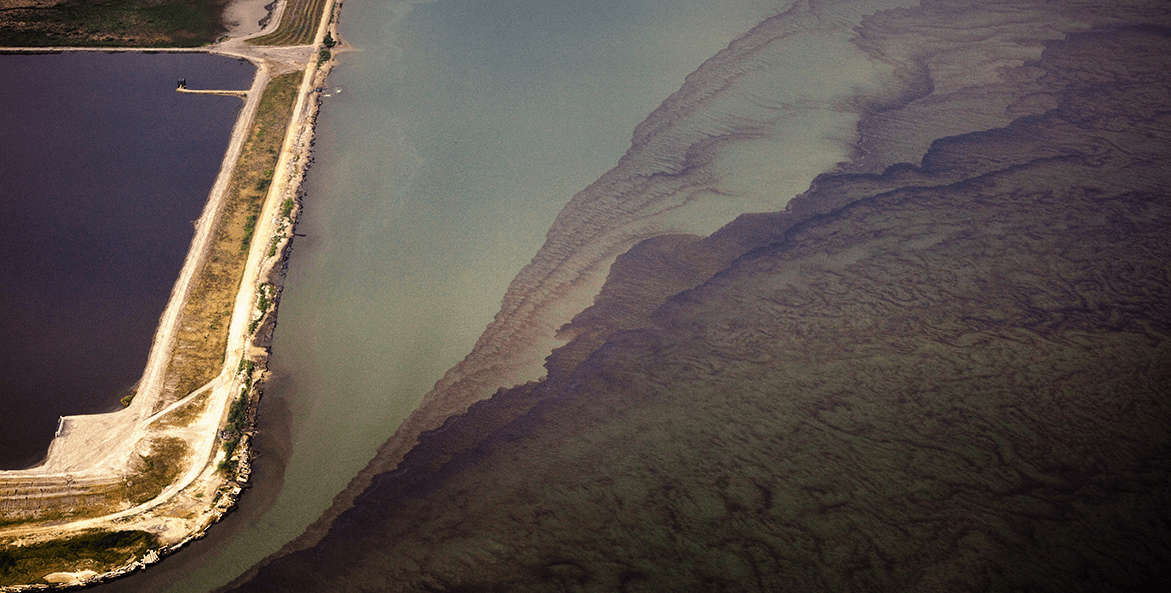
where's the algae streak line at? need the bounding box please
[0,0,341,588]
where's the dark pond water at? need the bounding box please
[0,51,254,469]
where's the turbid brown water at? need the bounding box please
[225,10,1171,592]
[92,0,1171,591]
[92,1,785,591]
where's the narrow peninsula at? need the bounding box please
[0,0,344,587]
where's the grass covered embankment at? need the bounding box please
[157,70,301,414]
[0,0,230,48]
[0,530,159,587]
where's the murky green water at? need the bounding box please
[90,1,776,591]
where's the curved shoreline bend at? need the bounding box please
[0,1,343,588]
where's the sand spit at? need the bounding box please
[0,1,343,588]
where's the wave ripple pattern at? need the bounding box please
[228,1,1171,592]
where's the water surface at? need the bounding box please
[90,1,778,590]
[0,52,253,469]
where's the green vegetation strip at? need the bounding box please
[0,529,159,587]
[248,0,328,46]
[0,0,228,48]
[158,71,301,413]
[219,360,256,472]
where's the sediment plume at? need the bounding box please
[225,1,1171,590]
[229,16,1171,591]
[287,0,930,546]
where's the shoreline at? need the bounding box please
[0,0,345,588]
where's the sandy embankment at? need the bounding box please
[0,0,343,586]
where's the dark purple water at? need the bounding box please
[0,52,254,469]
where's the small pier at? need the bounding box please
[176,78,248,98]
